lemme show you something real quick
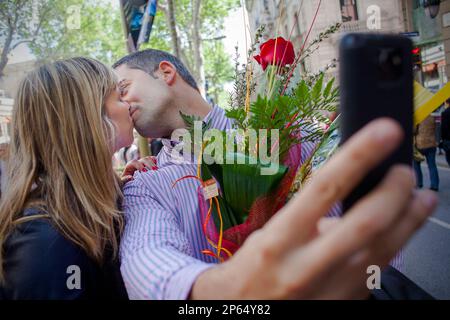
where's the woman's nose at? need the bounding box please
[122,100,131,110]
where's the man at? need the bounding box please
[413,116,440,191]
[114,49,436,299]
[441,99,450,167]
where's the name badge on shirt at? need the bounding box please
[202,179,219,200]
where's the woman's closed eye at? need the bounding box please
[118,80,130,97]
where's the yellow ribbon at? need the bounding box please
[414,81,450,126]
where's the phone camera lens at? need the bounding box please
[392,55,402,66]
[378,49,403,81]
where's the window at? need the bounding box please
[340,0,359,22]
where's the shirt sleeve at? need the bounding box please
[120,177,214,300]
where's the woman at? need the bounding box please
[0,58,135,299]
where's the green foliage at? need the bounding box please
[225,73,338,161]
[204,41,234,106]
[222,21,341,161]
[228,46,248,109]
[140,9,172,52]
[141,0,239,105]
[180,74,338,232]
[27,0,126,65]
[1,0,237,91]
[228,25,265,109]
[202,154,288,231]
[0,0,35,41]
[179,17,340,237]
[180,111,210,133]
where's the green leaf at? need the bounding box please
[323,78,335,98]
[311,73,324,102]
[204,153,288,231]
[200,162,240,231]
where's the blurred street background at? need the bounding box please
[404,153,450,299]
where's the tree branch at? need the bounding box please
[203,35,226,41]
[157,0,168,13]
[12,2,51,51]
[0,28,14,78]
[11,39,33,50]
[0,7,10,26]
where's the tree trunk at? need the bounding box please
[167,0,181,58]
[192,0,206,97]
[0,30,14,79]
[160,1,191,68]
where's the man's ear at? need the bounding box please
[158,61,176,86]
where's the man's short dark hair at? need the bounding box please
[113,49,198,91]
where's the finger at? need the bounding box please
[297,118,403,222]
[311,238,394,300]
[122,160,145,176]
[139,157,156,169]
[282,243,373,299]
[127,159,145,170]
[317,217,340,235]
[121,175,134,183]
[366,189,437,264]
[146,156,157,163]
[286,165,414,284]
[268,118,404,238]
[312,258,374,300]
[308,190,436,300]
[308,217,341,240]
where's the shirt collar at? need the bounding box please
[159,105,228,166]
[202,104,228,130]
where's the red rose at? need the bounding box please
[253,37,295,71]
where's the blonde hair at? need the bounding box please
[0,57,124,281]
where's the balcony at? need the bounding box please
[340,16,403,34]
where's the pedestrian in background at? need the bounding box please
[441,99,450,167]
[413,115,440,192]
[149,138,163,156]
[436,107,444,155]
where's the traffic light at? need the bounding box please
[412,47,422,66]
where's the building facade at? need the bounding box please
[245,0,450,92]
[0,90,12,144]
[245,0,406,77]
[0,43,36,143]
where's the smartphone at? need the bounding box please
[339,33,413,212]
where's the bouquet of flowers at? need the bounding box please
[179,20,341,261]
[288,114,341,199]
